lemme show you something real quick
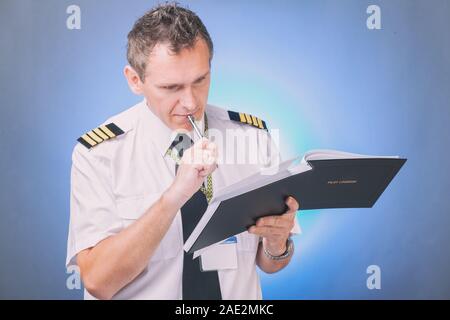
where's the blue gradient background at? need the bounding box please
[1,0,449,299]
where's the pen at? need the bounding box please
[187,115,204,139]
[187,114,218,169]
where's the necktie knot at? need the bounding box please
[170,133,193,159]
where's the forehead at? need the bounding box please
[145,38,211,83]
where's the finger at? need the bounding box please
[198,169,210,177]
[282,211,296,221]
[199,137,209,149]
[256,216,292,229]
[205,141,217,153]
[248,225,287,238]
[281,203,298,220]
[201,164,217,176]
[202,150,217,166]
[281,210,297,221]
[204,149,216,162]
[203,143,218,163]
[192,146,211,165]
[199,157,218,175]
[248,228,285,241]
[286,196,300,212]
[258,216,294,232]
[207,145,218,162]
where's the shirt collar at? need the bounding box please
[138,99,205,157]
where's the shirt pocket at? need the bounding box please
[115,193,182,262]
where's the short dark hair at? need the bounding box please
[127,2,214,81]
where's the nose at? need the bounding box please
[180,87,196,113]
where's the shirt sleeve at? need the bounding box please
[66,144,122,268]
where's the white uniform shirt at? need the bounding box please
[66,99,300,300]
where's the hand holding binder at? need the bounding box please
[248,195,299,256]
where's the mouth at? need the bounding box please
[173,110,200,119]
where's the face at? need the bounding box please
[124,38,211,131]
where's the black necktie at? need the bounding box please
[171,133,222,300]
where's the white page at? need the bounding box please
[302,149,400,162]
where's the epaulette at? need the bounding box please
[77,123,125,149]
[228,110,268,130]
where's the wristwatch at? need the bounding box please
[263,238,294,260]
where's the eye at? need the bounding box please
[162,85,180,91]
[194,76,206,84]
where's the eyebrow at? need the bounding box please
[156,71,210,88]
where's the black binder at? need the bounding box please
[186,157,406,253]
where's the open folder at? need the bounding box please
[184,149,407,254]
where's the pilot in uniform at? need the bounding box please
[66,99,300,299]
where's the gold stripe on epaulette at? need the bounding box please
[93,128,109,140]
[87,131,103,143]
[257,117,264,129]
[239,112,246,123]
[100,125,115,138]
[244,113,252,124]
[81,134,97,147]
[251,115,259,127]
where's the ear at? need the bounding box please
[124,65,144,95]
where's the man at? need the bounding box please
[66,3,300,300]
